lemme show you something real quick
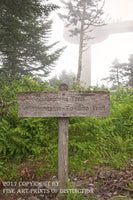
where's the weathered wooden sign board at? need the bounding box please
[17,85,110,195]
[18,91,110,118]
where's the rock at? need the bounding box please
[99,170,111,179]
[28,196,40,200]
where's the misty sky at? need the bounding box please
[105,0,133,20]
[48,0,133,85]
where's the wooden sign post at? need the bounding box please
[58,84,69,190]
[17,84,110,192]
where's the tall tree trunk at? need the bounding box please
[77,3,86,85]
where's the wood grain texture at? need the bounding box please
[58,117,69,190]
[17,91,110,117]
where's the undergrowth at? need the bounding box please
[0,76,133,181]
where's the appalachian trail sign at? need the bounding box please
[17,84,110,192]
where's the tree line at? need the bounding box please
[103,55,133,89]
[0,0,133,89]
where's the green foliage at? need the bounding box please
[0,76,133,179]
[0,0,63,77]
[0,160,20,180]
[68,117,104,170]
[68,88,133,170]
[0,76,58,160]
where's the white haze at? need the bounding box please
[48,0,133,85]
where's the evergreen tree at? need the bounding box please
[102,58,125,89]
[59,69,75,85]
[126,54,133,88]
[0,0,63,77]
[49,70,76,87]
[59,0,106,85]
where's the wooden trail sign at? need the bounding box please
[17,84,110,192]
[18,91,110,118]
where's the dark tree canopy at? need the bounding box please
[0,0,63,77]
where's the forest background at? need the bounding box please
[0,0,133,199]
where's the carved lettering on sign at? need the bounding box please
[18,91,110,117]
